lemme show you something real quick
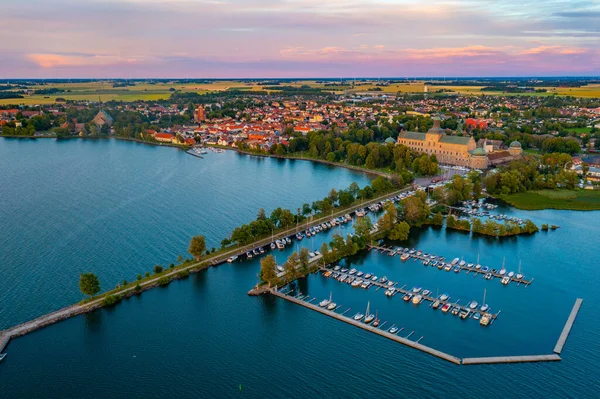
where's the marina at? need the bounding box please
[368,245,533,286]
[553,298,583,354]
[272,288,566,365]
[320,267,500,324]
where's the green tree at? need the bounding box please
[188,235,206,260]
[431,211,443,226]
[154,265,164,274]
[79,273,100,298]
[388,221,410,241]
[260,255,278,285]
[299,248,310,274]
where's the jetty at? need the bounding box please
[271,289,462,365]
[0,187,414,357]
[553,298,583,354]
[367,245,533,286]
[185,149,204,158]
[321,267,500,321]
[462,354,561,365]
[272,288,566,365]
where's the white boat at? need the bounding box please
[508,271,515,278]
[270,242,276,250]
[351,279,362,287]
[319,292,332,308]
[276,240,285,250]
[353,313,364,321]
[480,289,489,312]
[309,252,315,258]
[499,256,506,275]
[227,255,238,263]
[501,276,510,285]
[412,295,422,305]
[246,251,253,259]
[389,326,399,334]
[422,289,431,296]
[276,265,284,272]
[363,301,375,323]
[473,312,481,320]
[516,260,523,279]
[285,237,292,244]
[327,302,337,310]
[480,313,491,326]
[439,293,449,301]
[315,250,321,256]
[412,287,421,293]
[469,301,478,309]
[349,268,357,275]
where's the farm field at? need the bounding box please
[1,80,598,105]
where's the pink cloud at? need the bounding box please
[27,53,140,68]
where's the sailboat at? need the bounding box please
[372,310,380,327]
[363,301,375,324]
[499,257,506,275]
[480,288,489,312]
[516,260,523,280]
[475,254,481,269]
[319,292,332,308]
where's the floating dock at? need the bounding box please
[368,245,533,286]
[272,289,462,365]
[272,289,565,366]
[553,298,583,354]
[462,354,561,365]
[321,267,499,321]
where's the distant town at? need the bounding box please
[1,78,600,185]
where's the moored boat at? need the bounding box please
[411,294,422,305]
[353,312,364,321]
[441,303,451,312]
[227,255,238,263]
[327,302,337,310]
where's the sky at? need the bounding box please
[1,0,599,78]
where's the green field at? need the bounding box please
[565,127,593,134]
[1,80,599,106]
[501,189,600,211]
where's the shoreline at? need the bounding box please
[495,191,600,212]
[209,144,392,179]
[0,134,392,179]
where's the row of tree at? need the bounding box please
[445,215,539,237]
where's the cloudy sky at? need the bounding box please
[1,0,599,78]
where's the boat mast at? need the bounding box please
[518,260,522,274]
[366,301,370,317]
[483,288,486,304]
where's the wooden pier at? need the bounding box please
[321,267,499,321]
[368,245,533,286]
[553,298,583,354]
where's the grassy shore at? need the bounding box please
[500,189,600,211]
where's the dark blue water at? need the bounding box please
[1,138,598,398]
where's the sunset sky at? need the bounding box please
[2,0,599,78]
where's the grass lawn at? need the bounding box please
[501,189,600,210]
[565,127,592,134]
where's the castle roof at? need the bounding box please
[510,140,522,148]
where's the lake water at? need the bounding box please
[1,138,598,398]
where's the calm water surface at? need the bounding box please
[0,138,598,398]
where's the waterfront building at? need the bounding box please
[92,110,114,128]
[397,119,523,169]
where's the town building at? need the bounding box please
[195,106,206,122]
[92,110,114,127]
[396,119,522,169]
